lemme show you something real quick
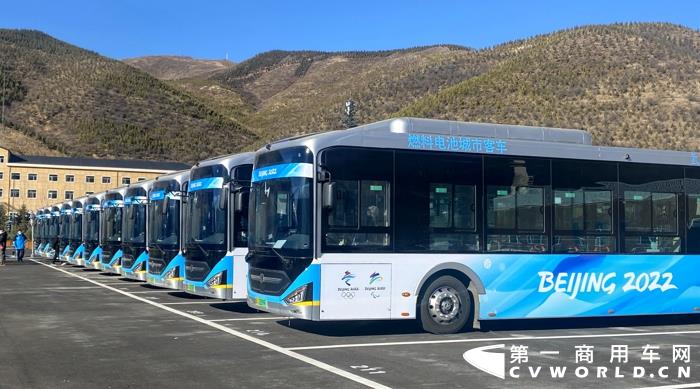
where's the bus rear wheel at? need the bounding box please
[419,275,472,334]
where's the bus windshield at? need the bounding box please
[49,216,59,237]
[123,203,146,244]
[60,214,71,237]
[86,211,99,242]
[149,196,180,248]
[70,213,82,241]
[103,207,123,243]
[248,147,314,259]
[188,188,225,247]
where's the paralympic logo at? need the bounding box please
[342,271,356,286]
[369,272,383,284]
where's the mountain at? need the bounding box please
[123,55,234,80]
[399,23,700,151]
[1,23,700,164]
[0,29,256,163]
[203,23,700,152]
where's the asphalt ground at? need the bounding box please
[0,256,698,389]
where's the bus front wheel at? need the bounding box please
[419,275,472,334]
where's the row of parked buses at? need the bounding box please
[32,118,700,334]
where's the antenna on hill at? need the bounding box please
[225,52,229,61]
[342,99,357,129]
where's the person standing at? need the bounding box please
[14,231,26,262]
[0,229,6,266]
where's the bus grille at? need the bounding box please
[148,257,165,275]
[248,267,291,296]
[121,254,135,269]
[184,260,210,282]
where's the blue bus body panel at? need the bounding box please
[102,249,123,271]
[249,254,699,320]
[71,244,85,261]
[248,264,321,306]
[475,253,698,319]
[122,250,149,275]
[149,252,185,282]
[88,246,102,262]
[183,254,233,289]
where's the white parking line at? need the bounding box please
[210,317,286,322]
[31,259,390,389]
[287,330,700,351]
[43,286,103,290]
[161,301,221,305]
[128,290,178,294]
[638,383,700,389]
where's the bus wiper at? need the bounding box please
[270,246,291,268]
[193,241,210,257]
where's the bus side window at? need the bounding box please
[485,156,550,253]
[620,163,683,254]
[396,151,481,253]
[322,148,393,252]
[328,180,358,228]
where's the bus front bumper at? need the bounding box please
[146,274,183,290]
[183,282,233,300]
[122,269,147,281]
[247,296,313,320]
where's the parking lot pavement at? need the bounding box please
[1,258,699,389]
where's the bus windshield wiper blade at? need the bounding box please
[269,246,291,267]
[193,241,210,257]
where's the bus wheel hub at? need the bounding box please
[428,286,460,324]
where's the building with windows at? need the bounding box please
[0,146,190,212]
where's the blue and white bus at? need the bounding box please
[83,192,106,268]
[57,202,73,261]
[100,187,127,274]
[247,117,700,334]
[34,209,47,256]
[146,170,189,289]
[65,197,86,265]
[44,205,60,259]
[121,180,153,281]
[183,153,254,299]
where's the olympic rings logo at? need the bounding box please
[341,291,355,299]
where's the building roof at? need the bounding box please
[8,153,190,172]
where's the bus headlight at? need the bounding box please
[206,272,222,288]
[164,267,177,279]
[284,284,312,305]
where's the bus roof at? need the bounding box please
[259,117,700,168]
[153,168,190,184]
[194,152,255,171]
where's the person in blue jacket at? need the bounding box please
[14,231,26,262]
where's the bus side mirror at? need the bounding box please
[219,186,228,210]
[234,189,249,213]
[322,182,335,209]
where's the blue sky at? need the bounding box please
[1,0,699,62]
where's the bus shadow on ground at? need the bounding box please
[480,313,700,332]
[167,291,216,300]
[209,302,259,314]
[279,314,700,338]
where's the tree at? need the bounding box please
[342,99,357,129]
[11,205,31,240]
